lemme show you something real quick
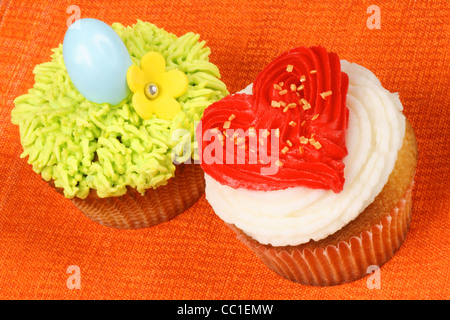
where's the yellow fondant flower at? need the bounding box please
[127,51,188,120]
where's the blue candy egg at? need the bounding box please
[63,18,132,105]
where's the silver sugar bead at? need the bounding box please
[144,83,159,99]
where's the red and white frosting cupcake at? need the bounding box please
[196,46,417,285]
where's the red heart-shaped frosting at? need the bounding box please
[197,46,349,192]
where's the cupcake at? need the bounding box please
[197,46,417,285]
[11,19,228,229]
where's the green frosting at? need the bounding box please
[11,20,228,199]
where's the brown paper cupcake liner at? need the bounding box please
[230,180,415,286]
[66,163,205,229]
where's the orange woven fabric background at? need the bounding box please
[0,0,448,300]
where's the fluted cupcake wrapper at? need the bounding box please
[230,180,415,286]
[69,164,205,229]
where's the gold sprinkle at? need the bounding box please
[300,75,306,82]
[261,129,270,138]
[273,83,282,90]
[310,70,317,74]
[275,128,280,137]
[290,84,297,91]
[287,103,297,109]
[289,121,297,127]
[286,140,293,147]
[311,114,319,120]
[320,91,332,99]
[286,64,294,72]
[283,106,289,113]
[248,127,256,136]
[235,137,245,145]
[259,138,264,146]
[297,84,305,91]
[281,146,289,154]
[301,98,311,110]
[313,141,322,149]
[279,82,284,87]
[275,160,284,167]
[223,121,231,129]
[309,137,316,145]
[271,100,281,108]
[279,101,287,107]
[301,120,306,126]
[228,114,236,121]
[299,146,304,154]
[279,89,288,96]
[299,136,309,144]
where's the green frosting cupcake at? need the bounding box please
[11,20,228,199]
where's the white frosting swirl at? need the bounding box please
[204,60,406,246]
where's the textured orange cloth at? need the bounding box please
[0,0,448,300]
